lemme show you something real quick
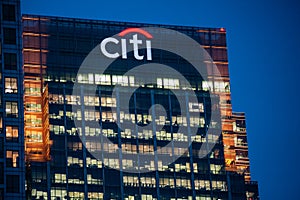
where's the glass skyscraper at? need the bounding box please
[21,15,258,200]
[0,0,25,199]
[0,0,259,199]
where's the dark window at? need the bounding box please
[0,138,3,158]
[0,188,3,200]
[0,163,3,184]
[3,28,16,45]
[5,101,18,118]
[2,4,16,21]
[4,53,17,70]
[6,175,19,193]
[0,89,2,106]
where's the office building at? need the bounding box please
[0,0,259,199]
[0,0,26,199]
[21,14,258,200]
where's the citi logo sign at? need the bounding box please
[100,28,152,60]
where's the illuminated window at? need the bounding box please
[95,74,111,85]
[141,194,154,200]
[6,150,19,168]
[25,102,41,112]
[68,142,82,151]
[24,82,41,96]
[102,111,116,122]
[88,192,103,199]
[194,179,211,190]
[176,178,191,189]
[25,130,42,142]
[86,157,102,168]
[211,180,227,191]
[101,97,116,107]
[87,174,102,185]
[157,78,180,89]
[210,164,222,174]
[140,176,156,188]
[54,173,67,184]
[50,189,67,199]
[85,141,101,152]
[157,78,163,88]
[88,73,94,84]
[68,157,83,167]
[159,177,175,188]
[112,75,129,86]
[77,74,92,84]
[5,101,18,118]
[68,192,84,199]
[0,117,2,134]
[214,81,230,92]
[6,126,18,142]
[5,77,18,93]
[189,102,204,112]
[84,96,99,106]
[123,176,139,187]
[25,115,42,127]
[165,78,179,89]
[202,81,213,91]
[65,95,80,105]
[104,158,119,168]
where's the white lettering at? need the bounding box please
[129,34,144,60]
[146,40,152,60]
[100,37,120,58]
[100,34,152,60]
[121,39,127,59]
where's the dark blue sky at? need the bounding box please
[22,0,300,199]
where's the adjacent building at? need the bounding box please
[0,0,26,199]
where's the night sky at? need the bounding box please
[22,0,300,199]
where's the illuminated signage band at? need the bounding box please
[100,28,152,60]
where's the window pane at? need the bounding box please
[5,77,18,93]
[0,138,3,158]
[5,102,18,118]
[2,4,16,21]
[6,150,19,168]
[6,175,19,193]
[0,117,2,134]
[4,53,17,70]
[6,126,18,142]
[3,28,16,45]
[0,163,3,184]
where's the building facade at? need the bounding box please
[0,0,26,199]
[21,15,258,200]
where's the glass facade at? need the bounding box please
[20,15,259,200]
